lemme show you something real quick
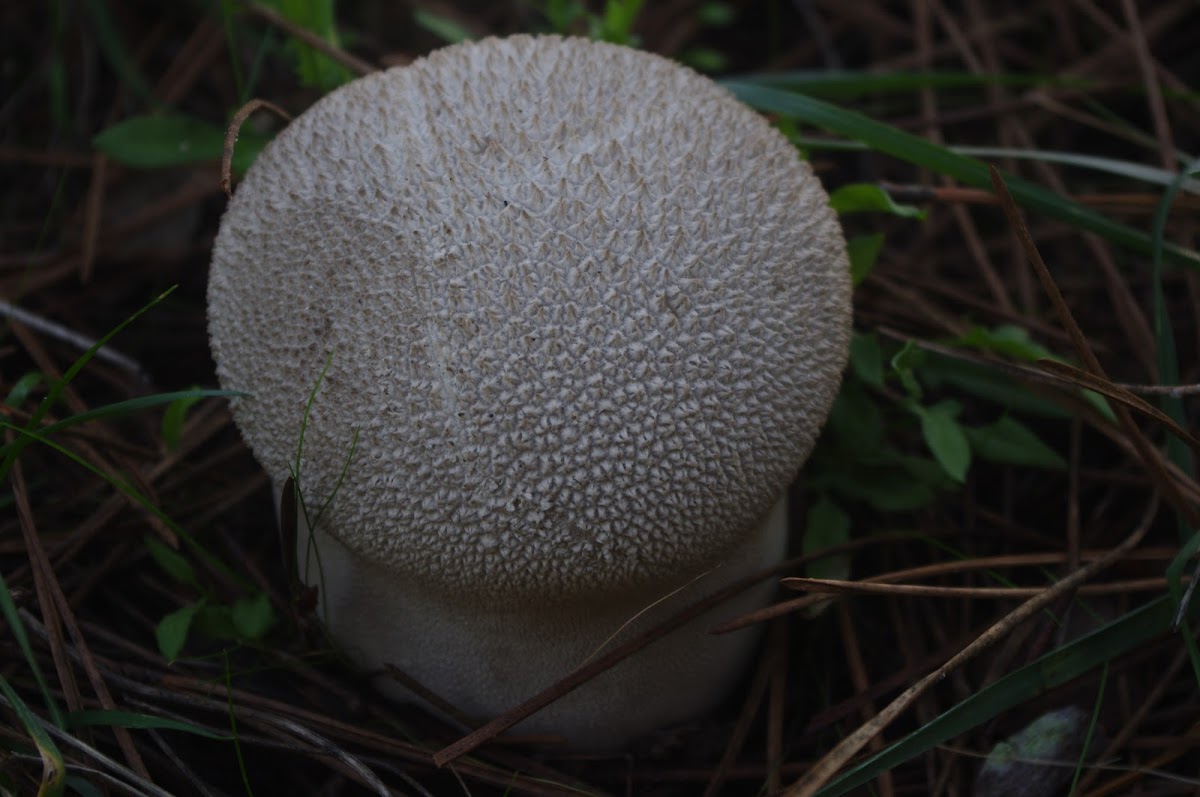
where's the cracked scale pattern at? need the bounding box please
[208,35,851,601]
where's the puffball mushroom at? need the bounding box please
[208,34,851,748]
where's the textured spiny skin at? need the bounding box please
[209,35,851,607]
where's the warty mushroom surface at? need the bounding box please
[207,34,852,748]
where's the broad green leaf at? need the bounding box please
[803,498,851,581]
[196,604,237,640]
[412,9,473,43]
[890,340,925,400]
[915,401,971,482]
[679,47,728,73]
[232,592,276,640]
[846,233,884,285]
[829,183,926,219]
[542,0,587,32]
[826,388,883,455]
[849,332,884,387]
[967,416,1067,470]
[597,0,644,44]
[260,0,351,89]
[156,600,204,661]
[696,2,735,26]
[143,535,198,588]
[955,325,1055,361]
[824,460,940,512]
[93,115,268,174]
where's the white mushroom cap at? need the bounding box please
[209,34,850,747]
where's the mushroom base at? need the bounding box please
[288,491,788,750]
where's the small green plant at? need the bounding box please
[145,535,276,662]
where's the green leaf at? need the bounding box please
[260,0,352,90]
[196,604,237,640]
[803,498,851,582]
[412,9,473,43]
[143,535,198,588]
[678,47,728,73]
[914,401,971,482]
[93,115,268,174]
[232,592,276,640]
[829,183,926,219]
[824,458,941,512]
[598,0,645,44]
[890,340,925,400]
[827,383,883,453]
[917,354,1071,418]
[541,0,587,32]
[156,600,204,662]
[849,332,884,387]
[966,416,1067,470]
[846,233,884,286]
[954,324,1055,361]
[697,1,735,26]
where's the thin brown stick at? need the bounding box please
[784,575,1185,599]
[1119,0,1176,170]
[11,455,149,778]
[702,629,773,797]
[80,154,107,283]
[715,546,1182,634]
[837,602,894,797]
[221,99,291,198]
[765,619,788,795]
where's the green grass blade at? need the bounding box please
[954,146,1200,191]
[0,287,177,482]
[720,81,1200,269]
[728,70,1085,97]
[65,710,232,740]
[25,389,244,441]
[815,595,1185,796]
[0,420,248,590]
[0,676,66,796]
[1149,157,1198,506]
[79,0,156,106]
[0,573,64,729]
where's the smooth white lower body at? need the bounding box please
[288,491,787,749]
